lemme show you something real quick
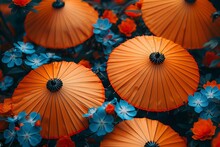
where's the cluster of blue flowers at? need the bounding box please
[83,98,137,136]
[4,111,42,147]
[188,86,220,121]
[1,41,61,69]
[93,19,123,56]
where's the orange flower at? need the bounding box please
[35,120,41,127]
[203,80,220,89]
[78,59,91,69]
[105,104,115,114]
[114,0,125,4]
[203,51,220,67]
[212,132,220,147]
[56,136,75,147]
[191,119,216,141]
[12,0,31,7]
[125,4,141,17]
[0,99,12,115]
[102,10,118,24]
[118,18,136,37]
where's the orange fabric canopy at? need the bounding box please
[12,61,105,139]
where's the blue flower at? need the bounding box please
[115,100,137,120]
[4,123,16,144]
[200,86,220,99]
[93,19,112,35]
[83,107,97,118]
[2,50,22,68]
[200,103,220,120]
[188,92,209,113]
[14,41,35,54]
[95,31,123,47]
[45,53,61,60]
[89,107,114,136]
[7,111,27,123]
[0,76,13,91]
[25,53,49,69]
[92,61,106,73]
[17,123,42,147]
[21,112,41,126]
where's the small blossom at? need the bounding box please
[14,41,35,54]
[45,53,61,60]
[7,111,27,123]
[17,123,42,147]
[105,104,115,115]
[2,50,22,68]
[191,119,216,141]
[12,0,31,7]
[89,107,114,136]
[200,86,220,99]
[25,53,49,69]
[93,19,112,35]
[118,18,136,37]
[3,123,16,144]
[102,10,118,24]
[92,61,106,73]
[203,80,220,89]
[200,103,220,120]
[21,112,41,126]
[115,100,137,120]
[0,76,14,91]
[188,92,209,113]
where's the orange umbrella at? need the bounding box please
[12,61,105,139]
[100,118,186,147]
[107,36,199,112]
[141,0,220,49]
[24,0,98,49]
[0,98,12,132]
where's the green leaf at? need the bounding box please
[210,58,220,67]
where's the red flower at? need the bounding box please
[56,136,75,147]
[105,104,115,114]
[203,51,220,67]
[78,59,91,69]
[203,80,220,89]
[191,119,216,141]
[102,10,118,24]
[125,5,141,17]
[212,132,220,147]
[12,0,31,7]
[35,120,41,127]
[118,18,136,37]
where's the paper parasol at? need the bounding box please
[141,0,220,49]
[100,118,186,147]
[24,0,98,49]
[12,61,105,139]
[107,36,199,112]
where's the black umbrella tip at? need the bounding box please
[47,78,63,92]
[149,52,165,64]
[52,1,65,9]
[145,141,159,147]
[185,0,196,4]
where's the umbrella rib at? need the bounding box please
[56,61,63,79]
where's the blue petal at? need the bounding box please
[195,106,203,113]
[89,123,100,132]
[104,124,114,133]
[29,134,41,146]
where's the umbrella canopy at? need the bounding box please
[141,0,220,49]
[107,36,199,112]
[12,61,105,139]
[101,118,186,147]
[24,0,98,49]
